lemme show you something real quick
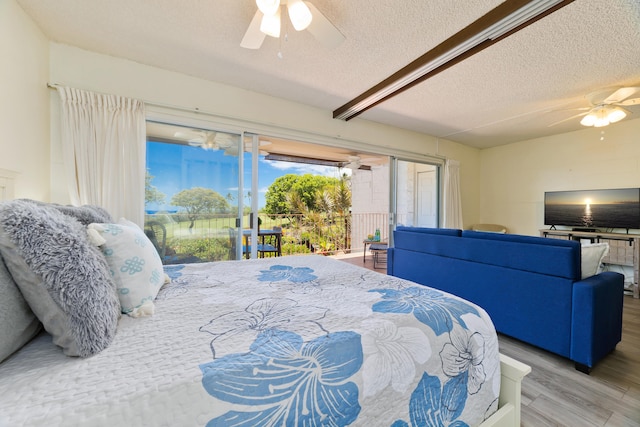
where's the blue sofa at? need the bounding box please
[387,226,624,372]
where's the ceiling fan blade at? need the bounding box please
[619,97,640,107]
[174,131,191,139]
[241,9,266,49]
[604,87,640,104]
[305,2,345,49]
[547,112,588,127]
[174,130,205,140]
[586,87,620,105]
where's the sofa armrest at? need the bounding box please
[571,271,624,369]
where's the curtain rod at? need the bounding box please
[46,82,447,162]
[47,82,206,115]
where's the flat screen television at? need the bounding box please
[544,188,640,231]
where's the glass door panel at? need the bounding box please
[391,158,440,243]
[145,121,244,262]
[241,133,281,259]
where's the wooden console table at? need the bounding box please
[540,229,639,298]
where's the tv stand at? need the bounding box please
[572,227,599,233]
[540,229,639,298]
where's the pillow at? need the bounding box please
[17,199,113,225]
[0,200,120,357]
[88,219,166,317]
[0,254,41,363]
[581,242,609,279]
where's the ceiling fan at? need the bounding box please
[342,155,383,170]
[174,130,235,151]
[241,0,345,50]
[174,130,272,156]
[551,86,640,128]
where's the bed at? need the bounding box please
[0,200,529,426]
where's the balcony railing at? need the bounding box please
[144,212,389,263]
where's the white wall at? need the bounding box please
[350,165,390,215]
[0,0,50,200]
[480,117,640,236]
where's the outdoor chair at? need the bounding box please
[369,242,388,269]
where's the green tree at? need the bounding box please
[264,174,300,216]
[145,171,166,206]
[265,174,340,215]
[170,187,230,230]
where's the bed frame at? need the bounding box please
[481,353,531,426]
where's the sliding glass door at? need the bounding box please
[390,157,441,243]
[144,120,442,261]
[145,121,248,263]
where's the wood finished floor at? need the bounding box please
[334,252,640,426]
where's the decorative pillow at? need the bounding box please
[0,200,120,357]
[581,242,609,279]
[0,254,41,363]
[88,219,166,317]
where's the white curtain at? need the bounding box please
[57,87,146,226]
[443,159,463,229]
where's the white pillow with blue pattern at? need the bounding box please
[88,218,167,317]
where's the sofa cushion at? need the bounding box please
[394,229,462,260]
[460,230,581,279]
[395,226,461,237]
[461,230,578,248]
[581,243,609,279]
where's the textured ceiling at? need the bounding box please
[17,0,640,148]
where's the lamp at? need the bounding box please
[260,6,281,38]
[607,106,627,123]
[580,105,627,128]
[287,0,312,31]
[333,0,574,121]
[256,0,280,16]
[257,0,312,39]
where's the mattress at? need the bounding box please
[0,255,500,426]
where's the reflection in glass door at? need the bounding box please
[144,122,244,263]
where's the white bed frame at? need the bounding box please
[481,353,531,427]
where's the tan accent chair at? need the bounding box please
[470,224,508,234]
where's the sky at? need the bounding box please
[145,140,348,212]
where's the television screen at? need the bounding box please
[544,188,640,230]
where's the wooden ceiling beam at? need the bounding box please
[333,0,575,121]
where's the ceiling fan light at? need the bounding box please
[287,0,312,31]
[607,107,626,123]
[260,7,281,37]
[580,113,597,127]
[256,0,280,16]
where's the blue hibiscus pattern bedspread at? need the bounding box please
[162,256,500,426]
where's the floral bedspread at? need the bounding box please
[164,255,500,426]
[0,255,500,427]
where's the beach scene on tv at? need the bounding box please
[544,188,640,230]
